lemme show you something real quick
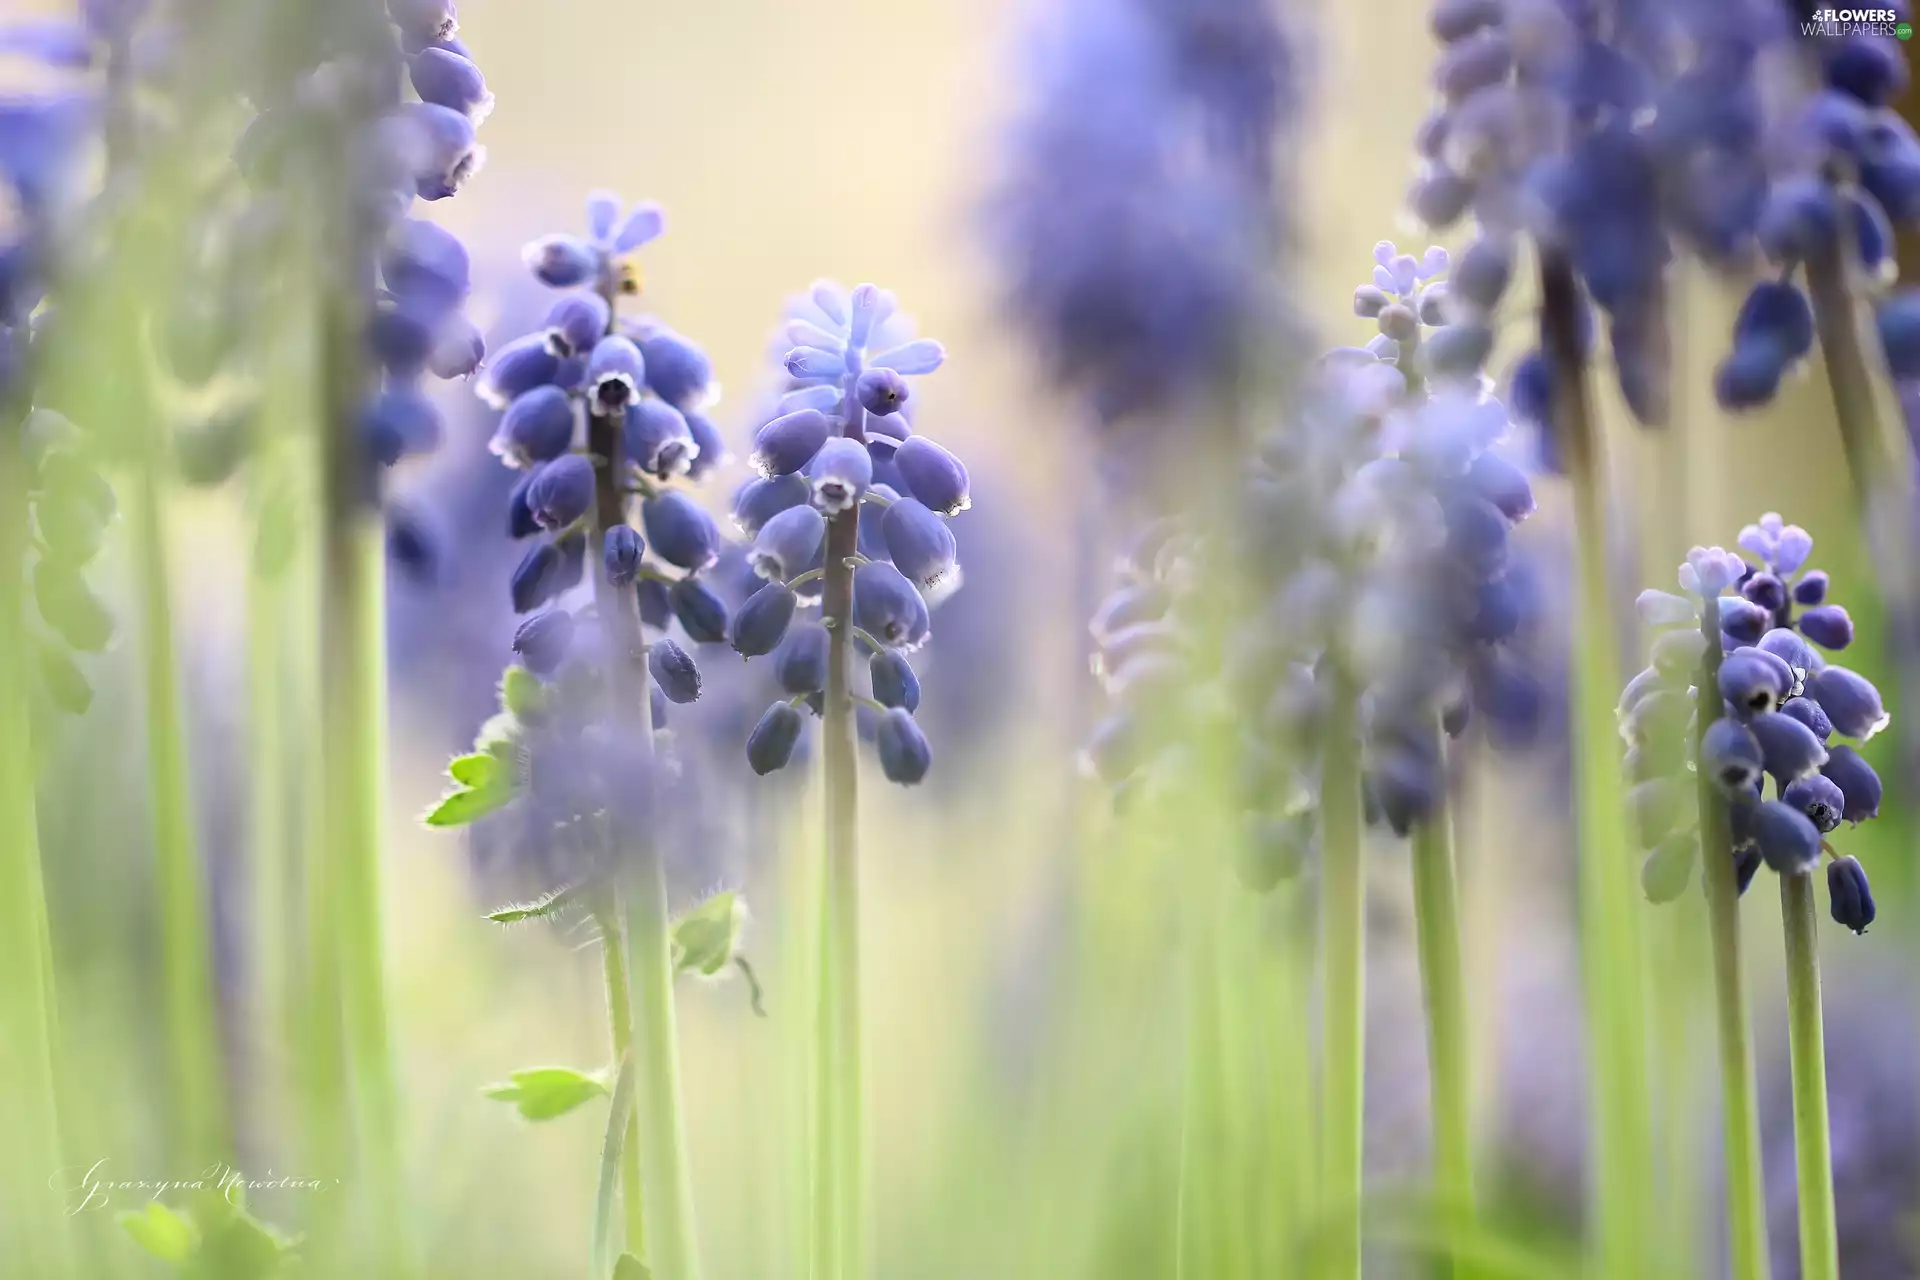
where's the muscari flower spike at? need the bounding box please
[733,280,968,786]
[1620,513,1891,925]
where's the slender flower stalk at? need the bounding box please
[1317,676,1364,1280]
[1779,870,1840,1280]
[1408,724,1472,1248]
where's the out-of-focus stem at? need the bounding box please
[1693,609,1770,1280]
[1778,871,1839,1280]
[1538,250,1653,1280]
[1317,674,1364,1280]
[597,901,648,1260]
[1409,728,1473,1267]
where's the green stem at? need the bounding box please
[1694,610,1770,1280]
[0,427,69,1274]
[1409,735,1473,1261]
[597,904,648,1262]
[130,434,228,1163]
[1538,250,1653,1280]
[1318,677,1365,1280]
[1779,872,1839,1280]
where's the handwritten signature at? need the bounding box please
[48,1160,335,1215]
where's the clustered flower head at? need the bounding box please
[731,280,968,786]
[1623,515,1886,933]
[1085,241,1546,888]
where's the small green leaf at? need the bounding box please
[484,1065,610,1121]
[614,1253,653,1279]
[486,885,580,924]
[188,1189,300,1279]
[671,891,743,978]
[448,752,499,789]
[119,1201,196,1264]
[500,665,547,720]
[474,710,523,756]
[422,782,515,828]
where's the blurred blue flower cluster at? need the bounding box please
[1625,517,1886,929]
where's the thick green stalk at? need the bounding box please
[0,429,69,1275]
[597,904,648,1260]
[1693,609,1770,1280]
[1538,251,1653,1280]
[1779,873,1839,1280]
[1409,734,1473,1260]
[1318,678,1365,1280]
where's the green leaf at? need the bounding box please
[188,1189,300,1279]
[614,1253,652,1279]
[422,781,515,828]
[448,752,499,789]
[500,665,547,720]
[484,1065,610,1121]
[671,890,743,978]
[119,1201,196,1264]
[474,710,523,756]
[486,885,580,925]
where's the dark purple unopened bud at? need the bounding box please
[1719,647,1793,717]
[1369,743,1443,837]
[853,561,931,650]
[1807,666,1889,740]
[637,577,671,630]
[1797,605,1853,651]
[1740,571,1786,613]
[777,623,830,694]
[880,498,957,593]
[1718,596,1768,646]
[1879,289,1920,378]
[855,368,909,416]
[684,412,726,479]
[1756,628,1818,684]
[1734,847,1763,896]
[668,578,728,644]
[1756,177,1839,261]
[603,525,643,587]
[512,610,574,676]
[545,293,611,358]
[363,385,443,465]
[1641,834,1697,904]
[429,315,486,379]
[1783,774,1845,834]
[1827,855,1875,934]
[1468,650,1545,748]
[1750,800,1822,874]
[747,701,805,775]
[1714,343,1787,411]
[510,541,565,613]
[1238,814,1312,892]
[1821,744,1881,823]
[1748,711,1829,785]
[491,385,576,467]
[752,409,832,478]
[809,437,872,515]
[399,103,483,201]
[1464,450,1535,521]
[869,648,920,713]
[389,0,457,41]
[527,455,594,530]
[588,335,646,412]
[625,399,697,479]
[524,234,601,289]
[479,332,562,409]
[649,638,702,703]
[33,561,111,651]
[751,504,825,581]
[1792,570,1829,608]
[876,708,932,785]
[732,582,798,658]
[1701,717,1765,796]
[733,474,811,539]
[1629,778,1687,849]
[1781,696,1833,743]
[627,325,710,409]
[507,471,539,538]
[894,436,970,516]
[642,492,721,572]
[410,48,492,121]
[1440,490,1509,578]
[383,218,471,313]
[1732,281,1814,363]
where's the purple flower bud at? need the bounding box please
[1749,800,1823,874]
[684,411,727,479]
[1440,489,1509,578]
[363,385,443,464]
[478,332,563,409]
[1821,744,1882,823]
[1792,570,1829,607]
[1720,646,1793,717]
[855,368,909,416]
[1827,855,1875,934]
[1450,236,1512,314]
[1718,596,1768,646]
[603,525,643,587]
[545,293,611,358]
[526,455,594,531]
[1784,773,1846,835]
[1354,285,1390,318]
[894,436,970,516]
[369,305,436,379]
[731,582,798,658]
[1410,165,1473,230]
[747,701,805,775]
[1781,696,1833,743]
[869,648,921,713]
[1421,323,1495,379]
[637,578,671,630]
[1435,29,1510,102]
[1740,571,1786,613]
[1641,834,1697,904]
[507,471,539,539]
[624,399,697,479]
[649,638,702,704]
[635,325,712,408]
[751,504,825,582]
[586,191,622,241]
[668,577,728,644]
[410,48,492,122]
[1756,628,1819,684]
[383,218,471,314]
[1774,526,1814,575]
[428,314,485,379]
[641,491,720,572]
[1797,604,1854,651]
[853,561,931,650]
[808,437,872,515]
[510,541,563,613]
[731,474,810,538]
[1733,281,1814,364]
[879,497,957,593]
[777,623,830,695]
[612,203,665,254]
[1713,343,1786,411]
[1701,717,1765,795]
[524,235,602,290]
[751,409,832,478]
[1748,711,1829,786]
[1878,289,1920,378]
[1756,177,1839,261]
[785,346,846,381]
[586,335,646,412]
[490,385,576,468]
[876,708,931,785]
[1733,847,1763,896]
[512,610,574,676]
[398,102,483,201]
[870,338,943,377]
[1807,666,1889,740]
